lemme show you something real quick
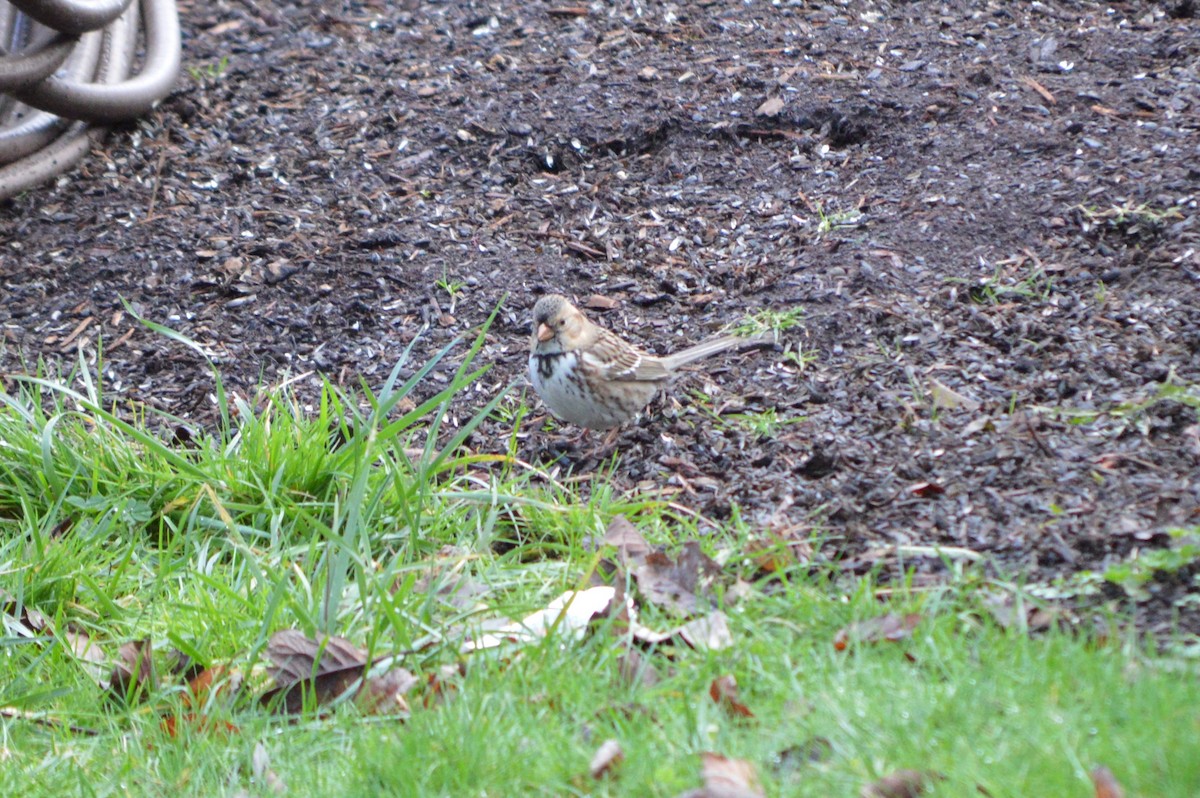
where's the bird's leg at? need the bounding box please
[580,426,622,460]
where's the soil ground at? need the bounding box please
[3,0,1199,632]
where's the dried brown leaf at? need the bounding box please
[773,736,833,776]
[183,664,244,709]
[860,769,942,798]
[617,646,660,687]
[709,674,754,718]
[423,663,464,708]
[413,570,489,611]
[265,630,366,686]
[1091,766,1124,798]
[0,588,52,636]
[634,542,721,616]
[834,613,921,651]
[110,638,156,701]
[983,594,1068,633]
[253,742,287,794]
[908,481,945,499]
[631,610,734,652]
[688,752,765,798]
[589,738,624,779]
[65,627,109,687]
[261,630,413,715]
[680,611,733,651]
[603,515,652,567]
[260,663,365,713]
[356,667,418,716]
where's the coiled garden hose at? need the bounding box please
[0,0,180,201]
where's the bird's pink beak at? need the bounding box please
[536,323,554,342]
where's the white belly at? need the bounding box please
[530,351,638,430]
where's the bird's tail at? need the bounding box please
[661,330,778,371]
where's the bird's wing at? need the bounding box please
[582,330,672,382]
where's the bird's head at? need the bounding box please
[531,294,590,353]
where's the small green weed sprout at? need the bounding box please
[187,55,230,84]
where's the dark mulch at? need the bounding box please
[3,0,1199,633]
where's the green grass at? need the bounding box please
[2,328,1199,797]
[718,407,804,439]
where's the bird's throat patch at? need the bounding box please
[534,351,573,381]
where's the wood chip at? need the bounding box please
[584,294,619,311]
[1021,75,1056,104]
[57,317,92,351]
[755,96,785,117]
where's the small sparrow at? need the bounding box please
[528,294,768,431]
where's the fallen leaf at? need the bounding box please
[423,663,464,708]
[833,613,921,651]
[589,738,624,779]
[356,666,418,715]
[680,752,765,798]
[634,542,722,616]
[253,741,287,794]
[746,530,811,574]
[265,630,366,686]
[631,610,734,652]
[617,646,660,687]
[65,627,110,687]
[1091,766,1124,798]
[709,674,754,718]
[261,663,362,713]
[109,638,156,702]
[773,736,833,777]
[983,594,1070,633]
[260,631,414,715]
[413,570,489,611]
[184,664,245,709]
[0,589,51,637]
[928,378,981,411]
[461,586,622,652]
[908,481,945,499]
[603,515,652,567]
[860,769,942,798]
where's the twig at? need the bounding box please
[1024,414,1054,458]
[145,129,170,219]
[0,707,99,736]
[1020,76,1056,105]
